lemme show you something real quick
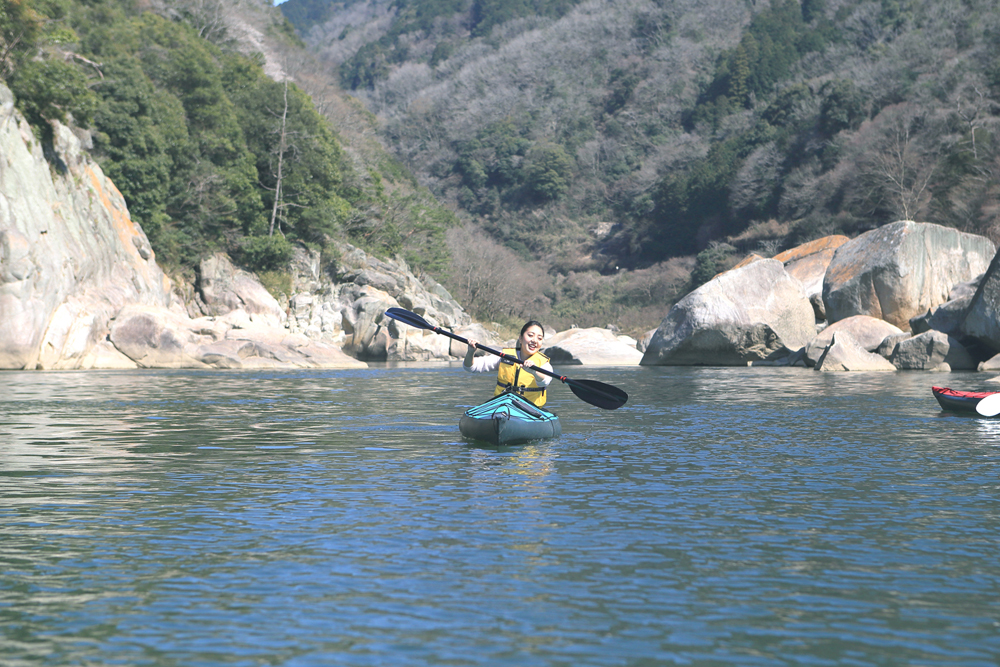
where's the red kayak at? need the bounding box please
[932,386,999,413]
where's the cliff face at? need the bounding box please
[0,82,478,370]
[0,84,173,370]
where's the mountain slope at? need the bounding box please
[283,0,1000,330]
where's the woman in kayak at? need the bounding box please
[463,320,554,407]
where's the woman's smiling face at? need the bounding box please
[520,325,544,355]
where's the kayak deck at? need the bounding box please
[932,386,998,414]
[459,392,561,446]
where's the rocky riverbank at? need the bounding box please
[5,78,1000,374]
[640,221,1000,373]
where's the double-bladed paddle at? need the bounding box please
[383,307,629,410]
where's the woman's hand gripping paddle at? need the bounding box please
[384,307,629,410]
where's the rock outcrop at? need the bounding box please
[197,254,286,325]
[109,304,364,369]
[0,82,473,370]
[283,244,496,361]
[822,221,995,329]
[641,259,815,366]
[0,84,172,369]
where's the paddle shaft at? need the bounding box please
[425,324,565,383]
[383,307,628,409]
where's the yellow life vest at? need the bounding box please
[495,348,549,407]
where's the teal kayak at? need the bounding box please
[459,392,562,446]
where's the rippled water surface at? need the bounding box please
[2,365,1000,666]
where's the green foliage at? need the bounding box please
[0,0,42,77]
[524,143,573,202]
[819,79,866,136]
[470,0,579,38]
[257,269,293,299]
[762,83,813,128]
[691,243,737,287]
[429,40,453,67]
[90,56,179,246]
[693,0,830,119]
[340,42,389,90]
[235,234,294,273]
[454,118,574,211]
[277,0,338,35]
[9,56,97,127]
[225,64,351,243]
[640,123,777,260]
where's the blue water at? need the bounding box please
[1,365,999,665]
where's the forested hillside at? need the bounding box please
[1,0,457,291]
[6,0,1000,334]
[282,0,1000,331]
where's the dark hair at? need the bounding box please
[516,320,545,351]
[519,320,544,338]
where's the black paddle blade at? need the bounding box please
[384,307,433,330]
[566,378,629,410]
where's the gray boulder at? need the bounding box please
[979,354,1000,372]
[891,330,976,370]
[448,323,502,358]
[543,328,643,366]
[823,221,995,330]
[641,259,815,366]
[876,332,912,358]
[197,253,285,326]
[804,315,903,366]
[109,305,367,369]
[910,273,983,336]
[814,332,897,372]
[961,250,1000,354]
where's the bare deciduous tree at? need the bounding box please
[861,106,937,221]
[269,79,290,237]
[445,224,550,323]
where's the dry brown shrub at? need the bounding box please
[444,224,551,324]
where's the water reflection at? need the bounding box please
[2,366,1000,665]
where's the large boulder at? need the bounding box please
[543,328,643,365]
[109,306,210,369]
[641,259,815,366]
[890,330,976,371]
[910,273,983,336]
[814,332,897,372]
[774,235,850,298]
[197,253,285,326]
[804,315,903,366]
[960,250,1000,354]
[822,221,995,330]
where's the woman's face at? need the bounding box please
[520,325,544,356]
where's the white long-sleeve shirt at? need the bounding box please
[463,350,553,387]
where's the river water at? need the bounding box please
[1,365,999,666]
